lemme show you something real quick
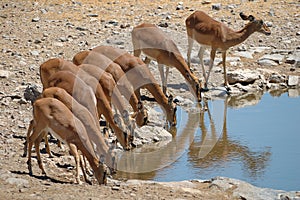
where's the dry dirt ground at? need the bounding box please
[0,0,299,199]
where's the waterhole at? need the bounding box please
[115,89,300,191]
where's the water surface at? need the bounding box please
[115,89,300,191]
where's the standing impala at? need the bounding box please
[186,11,271,90]
[131,23,202,102]
[27,97,108,184]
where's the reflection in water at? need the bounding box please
[115,89,300,188]
[115,106,201,180]
[189,96,271,179]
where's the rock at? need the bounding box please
[288,75,299,86]
[259,54,285,64]
[135,125,172,142]
[176,5,184,10]
[53,42,64,47]
[269,73,286,83]
[227,69,260,85]
[258,59,278,66]
[0,70,11,78]
[31,17,40,22]
[76,26,88,31]
[158,22,168,27]
[211,177,300,200]
[265,21,273,27]
[212,3,221,10]
[202,0,212,4]
[112,186,120,191]
[30,50,39,56]
[286,51,300,67]
[249,46,272,53]
[233,51,253,59]
[174,96,194,106]
[87,13,98,17]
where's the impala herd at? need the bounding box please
[23,11,270,185]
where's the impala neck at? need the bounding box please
[227,23,257,47]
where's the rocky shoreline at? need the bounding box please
[1,0,299,199]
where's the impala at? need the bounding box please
[40,58,127,118]
[186,11,271,90]
[47,70,132,150]
[92,45,177,127]
[131,23,202,101]
[73,50,148,127]
[27,97,108,184]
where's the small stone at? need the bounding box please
[0,70,11,78]
[32,17,40,22]
[76,26,88,31]
[296,31,300,36]
[87,13,98,17]
[212,3,221,10]
[158,22,168,27]
[265,21,273,27]
[153,136,160,142]
[130,193,136,197]
[202,0,212,4]
[53,42,64,47]
[107,20,118,26]
[59,37,68,42]
[176,5,184,10]
[30,50,39,56]
[112,186,120,191]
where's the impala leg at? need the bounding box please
[80,155,92,185]
[187,36,194,67]
[44,134,53,158]
[35,133,47,175]
[158,64,167,95]
[164,66,170,96]
[27,139,33,175]
[27,121,45,176]
[222,51,230,91]
[23,120,34,157]
[198,46,206,88]
[205,48,217,90]
[69,143,82,184]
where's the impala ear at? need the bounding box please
[240,12,256,21]
[239,12,248,20]
[168,94,174,105]
[248,15,255,22]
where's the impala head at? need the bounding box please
[185,70,202,102]
[94,161,108,185]
[133,101,149,127]
[166,95,177,127]
[240,12,271,36]
[113,112,133,150]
